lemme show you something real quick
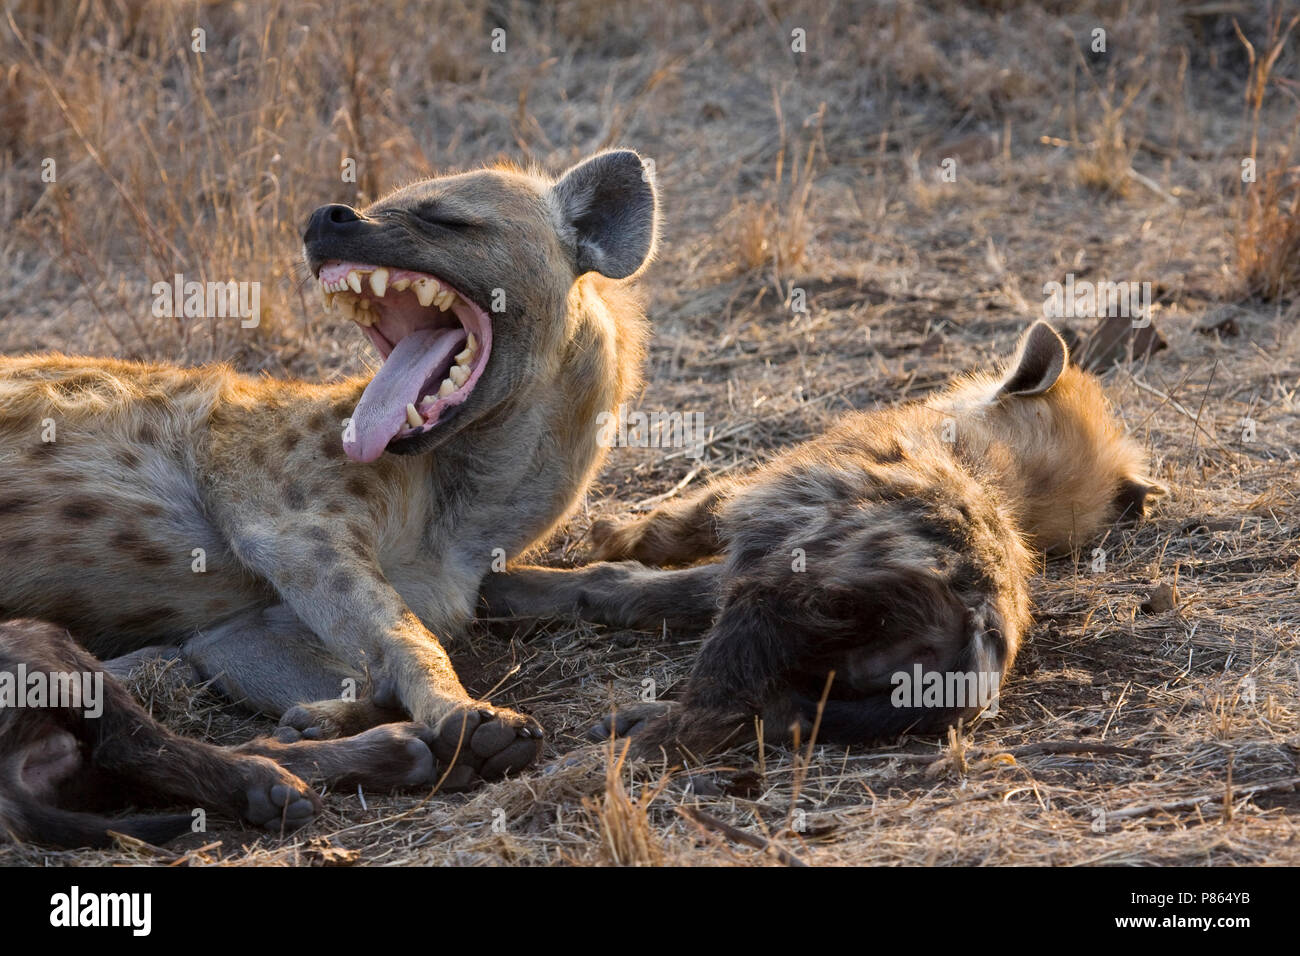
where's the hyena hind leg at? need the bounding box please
[587,478,742,566]
[181,606,404,739]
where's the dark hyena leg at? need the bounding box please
[480,561,724,632]
[234,723,439,791]
[39,634,324,830]
[587,478,741,566]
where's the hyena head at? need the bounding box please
[931,320,1165,553]
[302,150,658,463]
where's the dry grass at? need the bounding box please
[1232,9,1300,300]
[2,0,1300,867]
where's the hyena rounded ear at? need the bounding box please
[1000,320,1069,397]
[549,149,659,279]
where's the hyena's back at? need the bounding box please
[710,405,1032,739]
[0,356,263,653]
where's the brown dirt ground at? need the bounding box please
[1,0,1298,865]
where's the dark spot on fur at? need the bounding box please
[325,501,346,514]
[0,497,33,516]
[249,444,267,467]
[306,527,330,542]
[111,530,144,550]
[307,410,330,431]
[116,449,142,468]
[61,500,103,522]
[871,442,905,464]
[285,484,306,510]
[312,543,339,564]
[319,434,343,459]
[328,570,355,594]
[137,423,158,444]
[284,433,300,452]
[140,503,165,518]
[134,546,171,567]
[345,476,369,498]
[3,536,34,553]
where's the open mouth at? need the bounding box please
[318,262,493,462]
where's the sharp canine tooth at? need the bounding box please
[370,268,388,297]
[449,365,468,386]
[414,278,436,307]
[454,347,472,365]
[347,270,363,293]
[438,378,456,397]
[391,278,410,291]
[406,403,422,428]
[466,332,478,352]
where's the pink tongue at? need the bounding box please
[344,328,463,462]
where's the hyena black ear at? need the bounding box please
[1001,320,1069,396]
[1113,475,1168,522]
[549,149,658,279]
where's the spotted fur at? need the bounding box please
[484,322,1165,758]
[0,150,658,789]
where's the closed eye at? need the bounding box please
[412,206,479,229]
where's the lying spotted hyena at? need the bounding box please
[484,321,1165,758]
[0,150,657,798]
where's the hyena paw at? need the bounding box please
[342,722,439,790]
[277,699,395,741]
[587,517,639,562]
[587,701,673,742]
[237,757,321,831]
[431,702,544,789]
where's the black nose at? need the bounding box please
[303,203,363,244]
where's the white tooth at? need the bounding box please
[391,278,410,291]
[406,403,422,428]
[414,278,436,307]
[449,365,468,386]
[466,332,479,352]
[347,270,363,294]
[421,394,437,406]
[438,378,456,397]
[370,268,388,297]
[337,298,357,321]
[454,347,473,365]
[436,290,456,311]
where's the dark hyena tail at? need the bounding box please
[791,600,1009,744]
[0,792,193,849]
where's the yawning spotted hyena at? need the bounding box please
[0,149,657,793]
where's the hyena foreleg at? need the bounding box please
[480,561,724,633]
